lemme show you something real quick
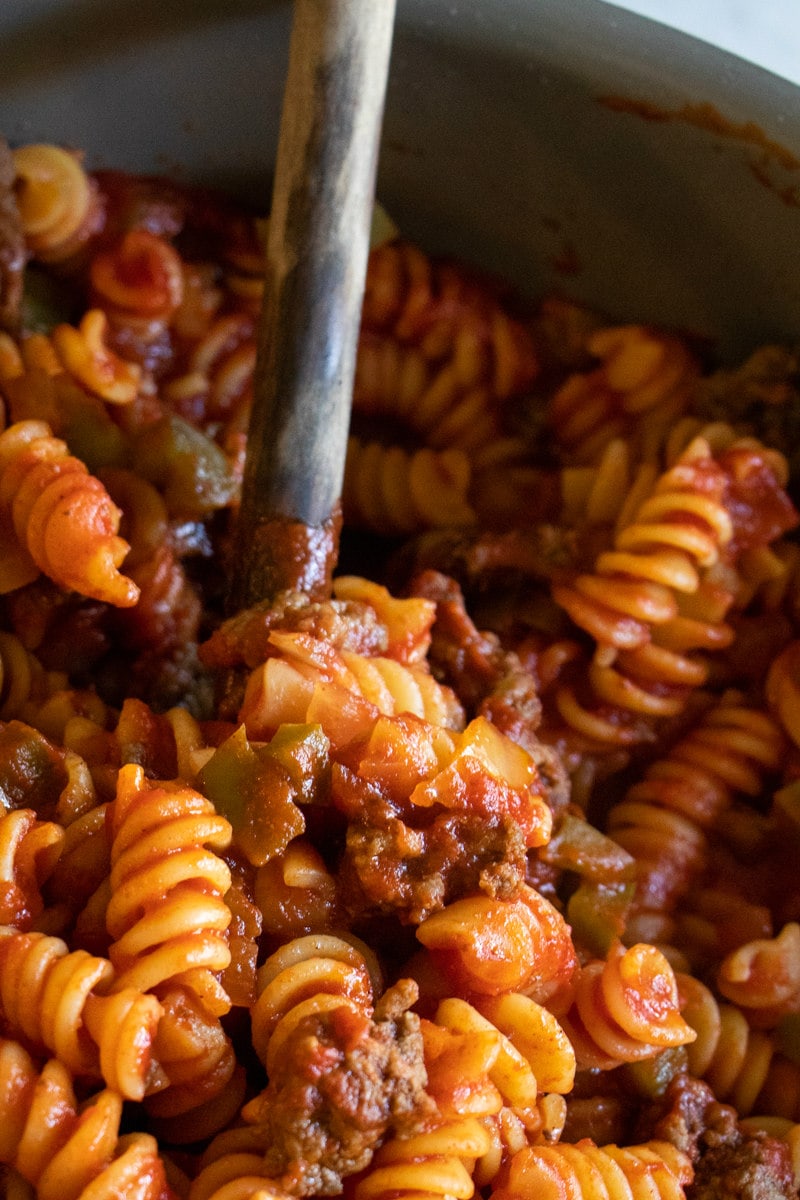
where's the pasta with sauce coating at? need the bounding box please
[0,143,798,1200]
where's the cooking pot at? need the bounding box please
[1,0,799,361]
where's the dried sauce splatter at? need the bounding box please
[599,96,800,207]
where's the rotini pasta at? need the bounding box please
[607,693,785,914]
[0,808,63,929]
[343,435,476,535]
[550,434,796,748]
[547,323,699,465]
[491,1137,693,1200]
[1,143,799,1200]
[0,418,140,605]
[0,1038,174,1200]
[558,941,696,1070]
[0,925,163,1100]
[679,973,800,1119]
[354,1116,493,1200]
[11,143,102,266]
[106,762,234,1015]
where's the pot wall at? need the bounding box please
[1,0,799,357]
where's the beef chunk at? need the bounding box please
[410,570,569,815]
[639,1074,795,1200]
[689,1133,795,1200]
[245,980,434,1195]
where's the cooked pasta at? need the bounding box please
[716,922,800,1022]
[106,762,234,1014]
[607,693,785,914]
[49,310,143,404]
[0,142,798,1200]
[354,1116,493,1200]
[0,418,140,605]
[89,228,185,331]
[0,630,67,721]
[0,808,63,928]
[492,1138,693,1200]
[11,143,101,266]
[558,941,696,1070]
[343,435,476,535]
[550,433,796,750]
[679,973,800,1119]
[547,324,699,465]
[250,932,379,1067]
[0,1039,173,1200]
[0,925,163,1099]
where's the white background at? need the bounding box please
[614,0,800,85]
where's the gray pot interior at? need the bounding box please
[1,0,799,360]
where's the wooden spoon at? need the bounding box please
[229,0,397,611]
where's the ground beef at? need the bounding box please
[642,1074,738,1162]
[0,138,25,331]
[199,589,392,720]
[690,1134,795,1200]
[245,980,434,1195]
[637,1074,796,1200]
[409,569,570,815]
[199,590,388,670]
[341,804,527,925]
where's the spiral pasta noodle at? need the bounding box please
[343,435,476,535]
[250,932,379,1070]
[89,228,185,332]
[164,310,257,425]
[11,143,102,266]
[491,1138,693,1200]
[607,694,785,914]
[8,311,143,404]
[0,808,63,929]
[551,434,796,747]
[353,331,529,470]
[362,241,538,394]
[547,323,699,465]
[0,925,163,1100]
[0,1038,173,1200]
[49,309,143,404]
[553,435,734,653]
[0,418,140,605]
[679,973,800,1119]
[0,630,68,722]
[354,1116,493,1200]
[143,986,245,1144]
[716,923,800,1023]
[106,762,234,1016]
[559,941,696,1070]
[424,994,574,1136]
[559,437,660,534]
[415,885,577,1005]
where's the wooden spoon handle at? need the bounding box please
[230,0,396,610]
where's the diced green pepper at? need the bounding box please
[0,721,67,818]
[541,811,636,883]
[131,415,237,517]
[197,724,255,830]
[568,878,636,956]
[20,266,78,332]
[621,1047,688,1098]
[4,369,128,471]
[197,723,329,867]
[260,723,330,805]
